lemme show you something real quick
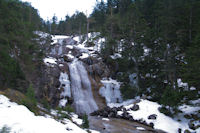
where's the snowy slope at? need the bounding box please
[111,99,200,133]
[0,95,88,133]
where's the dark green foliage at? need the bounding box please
[57,111,71,120]
[82,114,89,129]
[40,98,51,111]
[159,106,173,117]
[120,84,138,100]
[26,84,37,105]
[47,12,87,36]
[0,0,44,91]
[22,84,37,113]
[89,0,200,109]
[63,105,74,113]
[160,86,182,107]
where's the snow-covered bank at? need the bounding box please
[0,95,89,133]
[109,98,200,133]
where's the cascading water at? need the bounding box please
[99,78,122,104]
[69,59,98,115]
[58,72,71,107]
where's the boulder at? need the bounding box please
[63,55,73,62]
[131,104,139,111]
[188,121,196,130]
[149,122,154,128]
[184,129,191,133]
[178,128,182,133]
[148,114,157,120]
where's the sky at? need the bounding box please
[21,0,105,21]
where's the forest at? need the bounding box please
[44,0,200,113]
[0,0,199,127]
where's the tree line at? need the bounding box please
[89,0,200,113]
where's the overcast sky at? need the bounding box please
[21,0,105,21]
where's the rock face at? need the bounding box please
[38,64,61,107]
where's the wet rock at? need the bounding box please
[112,107,118,114]
[63,55,73,62]
[184,114,192,119]
[184,129,191,133]
[188,121,195,130]
[82,57,94,65]
[178,128,182,133]
[117,106,123,111]
[122,111,129,119]
[63,38,77,45]
[131,104,139,111]
[148,114,157,120]
[149,122,154,128]
[108,112,115,118]
[38,64,61,107]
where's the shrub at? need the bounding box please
[82,114,89,128]
[0,125,11,133]
[63,105,74,113]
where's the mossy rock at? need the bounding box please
[0,88,39,115]
[184,129,191,133]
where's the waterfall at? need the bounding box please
[69,59,98,115]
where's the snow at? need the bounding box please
[73,36,80,43]
[51,35,69,45]
[59,64,64,67]
[177,79,188,90]
[34,31,50,38]
[0,95,88,133]
[67,54,75,60]
[136,127,145,130]
[89,129,101,133]
[70,113,83,125]
[79,53,89,59]
[108,99,136,108]
[99,78,123,104]
[179,104,200,114]
[110,53,122,59]
[102,118,109,121]
[190,86,196,91]
[117,111,123,116]
[43,57,57,66]
[116,99,200,133]
[59,99,68,107]
[66,45,74,49]
[124,100,182,133]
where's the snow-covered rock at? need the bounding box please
[43,57,57,67]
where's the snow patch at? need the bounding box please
[102,118,110,121]
[43,57,57,66]
[177,79,188,90]
[79,53,89,59]
[110,53,122,59]
[136,127,145,130]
